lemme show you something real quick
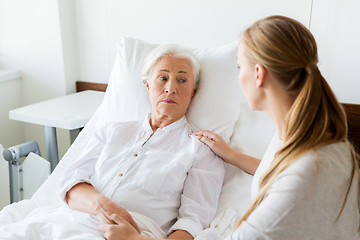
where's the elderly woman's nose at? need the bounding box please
[164,80,177,94]
[165,88,176,94]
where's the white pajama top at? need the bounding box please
[57,115,225,237]
[229,133,359,240]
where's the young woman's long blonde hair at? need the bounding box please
[235,15,359,229]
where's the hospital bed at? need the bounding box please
[0,37,359,239]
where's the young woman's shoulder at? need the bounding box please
[284,140,352,179]
[270,140,354,205]
[316,140,353,172]
[266,141,358,239]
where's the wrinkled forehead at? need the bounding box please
[152,54,194,75]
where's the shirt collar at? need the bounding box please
[142,113,187,133]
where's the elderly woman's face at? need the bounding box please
[146,54,195,121]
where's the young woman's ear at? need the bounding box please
[255,64,267,88]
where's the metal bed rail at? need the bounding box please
[2,141,41,203]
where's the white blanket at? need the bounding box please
[0,163,251,240]
[0,201,240,240]
[0,204,103,240]
[0,204,170,239]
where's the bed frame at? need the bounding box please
[76,81,108,92]
[75,81,360,160]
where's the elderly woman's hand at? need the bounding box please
[191,130,234,163]
[98,213,141,240]
[94,195,140,233]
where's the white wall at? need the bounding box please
[310,0,360,104]
[74,0,110,84]
[75,0,312,84]
[0,0,72,158]
[0,144,10,209]
[0,0,67,102]
[73,0,360,105]
[0,76,24,148]
[58,0,80,95]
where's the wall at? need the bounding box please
[58,0,79,95]
[310,0,360,103]
[75,0,312,84]
[0,74,24,148]
[73,0,360,105]
[0,0,72,158]
[0,144,10,209]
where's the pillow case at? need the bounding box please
[216,99,275,215]
[98,37,242,142]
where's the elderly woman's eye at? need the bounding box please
[179,79,187,83]
[159,77,167,81]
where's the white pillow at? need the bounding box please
[230,99,276,159]
[216,98,275,217]
[99,37,242,142]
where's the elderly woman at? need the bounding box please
[57,45,225,240]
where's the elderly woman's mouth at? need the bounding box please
[162,99,177,104]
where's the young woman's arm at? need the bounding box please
[191,130,260,175]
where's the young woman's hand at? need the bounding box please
[192,130,260,175]
[98,213,141,240]
[191,130,234,163]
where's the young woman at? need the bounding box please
[97,15,360,240]
[193,15,360,239]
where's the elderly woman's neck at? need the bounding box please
[149,112,181,132]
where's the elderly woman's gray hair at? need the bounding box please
[141,44,200,89]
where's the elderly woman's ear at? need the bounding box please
[191,88,197,98]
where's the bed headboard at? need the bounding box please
[76,81,108,92]
[75,81,360,158]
